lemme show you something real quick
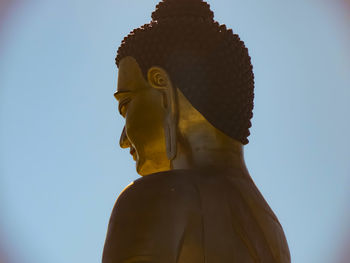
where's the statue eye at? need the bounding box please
[118,98,131,117]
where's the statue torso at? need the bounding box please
[102,168,290,263]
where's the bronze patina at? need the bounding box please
[103,0,290,262]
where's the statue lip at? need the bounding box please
[129,146,136,160]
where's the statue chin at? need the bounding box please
[136,157,169,176]
[135,157,148,176]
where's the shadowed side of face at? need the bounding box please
[115,57,171,176]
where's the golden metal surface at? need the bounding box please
[116,57,171,175]
[103,56,291,263]
[115,56,247,176]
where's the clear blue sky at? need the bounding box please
[0,0,349,262]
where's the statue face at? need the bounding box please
[115,57,171,175]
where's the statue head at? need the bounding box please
[115,0,254,176]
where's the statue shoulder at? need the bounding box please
[103,170,201,263]
[109,170,200,222]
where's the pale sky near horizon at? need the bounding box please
[0,0,349,263]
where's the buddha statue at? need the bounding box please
[103,0,291,262]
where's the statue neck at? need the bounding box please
[170,88,248,173]
[171,127,248,172]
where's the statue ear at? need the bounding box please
[147,67,178,160]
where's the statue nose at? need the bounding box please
[119,126,131,148]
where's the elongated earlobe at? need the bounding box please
[147,67,178,160]
[164,86,177,160]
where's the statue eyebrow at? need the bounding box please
[114,90,132,101]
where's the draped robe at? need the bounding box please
[102,168,290,263]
